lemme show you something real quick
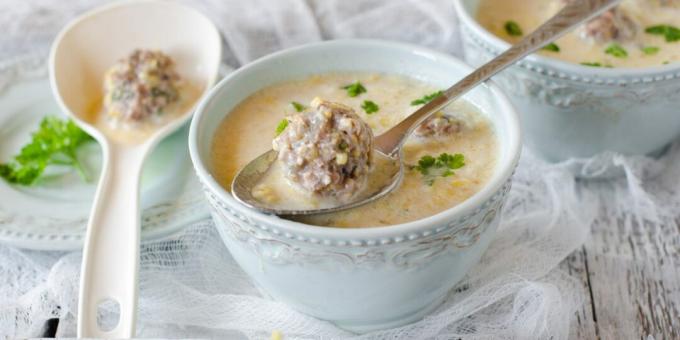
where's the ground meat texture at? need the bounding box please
[583,8,637,43]
[656,0,680,7]
[414,113,462,138]
[560,1,638,43]
[272,98,373,200]
[103,49,181,122]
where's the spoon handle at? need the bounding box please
[78,142,148,338]
[374,0,621,155]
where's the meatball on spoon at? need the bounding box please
[49,1,221,337]
[233,0,620,216]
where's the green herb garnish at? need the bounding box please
[645,25,680,42]
[341,82,367,97]
[275,118,289,136]
[504,21,523,36]
[605,43,628,58]
[0,116,93,186]
[580,62,612,68]
[542,43,560,52]
[642,46,660,55]
[412,153,465,185]
[411,91,443,106]
[361,100,379,114]
[291,101,306,112]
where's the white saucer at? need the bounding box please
[0,68,211,250]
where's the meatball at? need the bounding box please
[103,49,181,122]
[559,1,638,43]
[656,0,680,7]
[272,98,374,200]
[582,8,638,43]
[414,113,462,138]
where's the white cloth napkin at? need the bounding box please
[1,0,678,339]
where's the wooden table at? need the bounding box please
[564,216,680,339]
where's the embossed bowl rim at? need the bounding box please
[188,39,521,243]
[454,0,680,82]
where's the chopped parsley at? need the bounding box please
[361,100,379,114]
[291,101,306,112]
[542,43,560,52]
[645,25,680,42]
[0,116,93,186]
[341,82,366,97]
[411,90,443,106]
[604,43,628,58]
[275,118,289,136]
[504,21,523,36]
[642,46,660,55]
[580,62,612,68]
[412,153,465,185]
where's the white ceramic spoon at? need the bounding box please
[49,1,221,337]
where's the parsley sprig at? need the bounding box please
[291,102,306,112]
[645,25,680,42]
[275,118,289,136]
[361,100,379,114]
[0,116,93,185]
[542,43,560,52]
[412,153,465,185]
[341,82,366,97]
[411,91,443,106]
[605,43,628,58]
[580,61,613,68]
[504,21,523,36]
[642,46,660,55]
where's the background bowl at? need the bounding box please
[189,39,521,332]
[455,0,680,176]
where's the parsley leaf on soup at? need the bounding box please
[361,100,379,114]
[275,118,289,136]
[0,116,93,186]
[504,21,523,36]
[411,90,443,106]
[605,43,628,58]
[412,153,466,185]
[645,25,680,42]
[291,102,306,112]
[341,82,367,97]
[542,43,560,52]
[642,46,660,55]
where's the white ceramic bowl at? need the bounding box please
[455,0,680,174]
[189,40,521,333]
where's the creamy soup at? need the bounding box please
[477,0,680,67]
[211,73,498,228]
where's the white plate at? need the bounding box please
[0,68,210,251]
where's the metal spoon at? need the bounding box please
[233,0,620,216]
[49,1,221,337]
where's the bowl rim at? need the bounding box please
[453,0,680,79]
[188,39,521,242]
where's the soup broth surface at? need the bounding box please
[211,73,498,228]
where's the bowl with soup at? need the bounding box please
[455,0,680,176]
[188,40,521,332]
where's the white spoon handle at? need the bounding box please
[78,142,148,338]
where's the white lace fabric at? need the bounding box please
[1,1,678,339]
